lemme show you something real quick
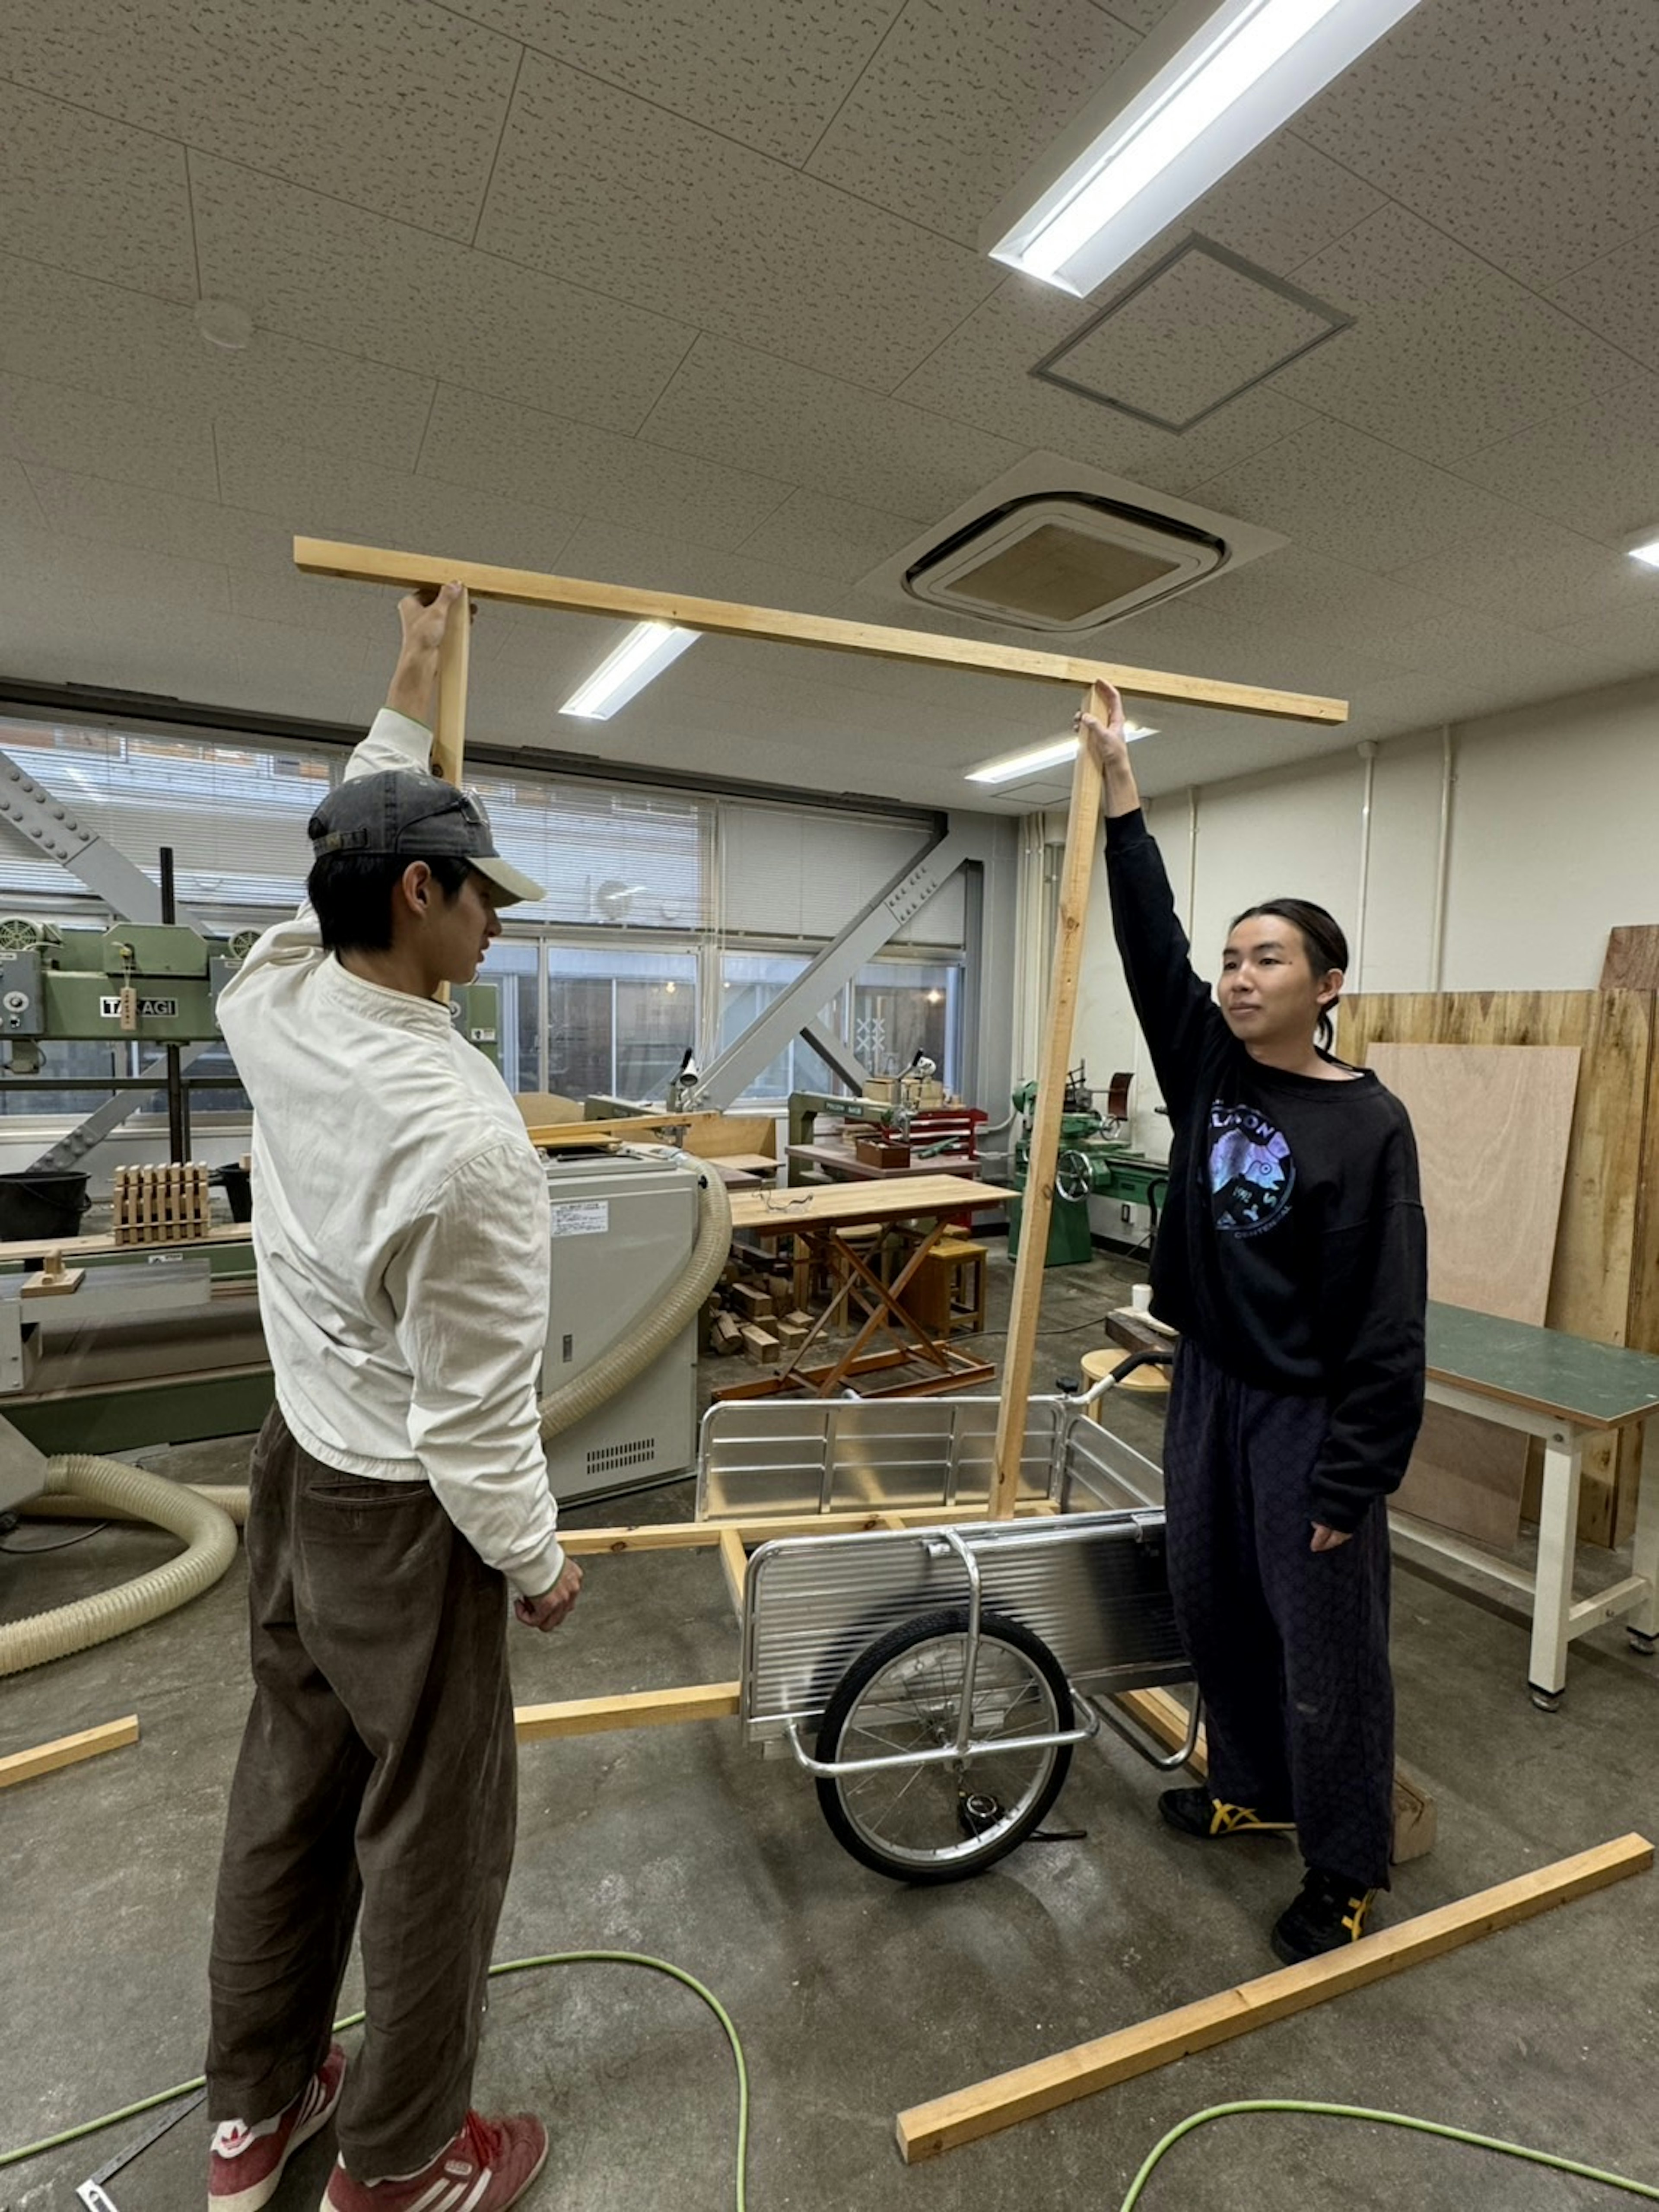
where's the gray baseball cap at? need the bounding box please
[308,772,544,905]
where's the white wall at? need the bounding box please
[1045,668,1659,1218]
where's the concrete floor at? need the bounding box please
[3,1247,1657,2211]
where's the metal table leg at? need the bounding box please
[1528,1423,1584,1708]
[1627,1413,1659,1653]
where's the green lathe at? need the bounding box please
[1007,1067,1168,1266]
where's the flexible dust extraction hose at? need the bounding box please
[0,1454,239,1678]
[3,1148,735,1671]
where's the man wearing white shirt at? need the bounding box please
[204,584,580,2212]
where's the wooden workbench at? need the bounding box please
[785,1142,979,1185]
[723,1176,1014,1403]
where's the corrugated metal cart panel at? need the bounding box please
[741,1510,1187,1741]
[697,1395,1060,1521]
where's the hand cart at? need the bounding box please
[699,1352,1197,1881]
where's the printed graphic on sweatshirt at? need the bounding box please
[1208,1102,1294,1236]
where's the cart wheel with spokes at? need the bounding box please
[814,1606,1074,1882]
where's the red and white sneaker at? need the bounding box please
[209,2043,347,2211]
[321,2110,548,2212]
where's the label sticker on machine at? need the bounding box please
[98,994,178,1019]
[550,1201,608,1237]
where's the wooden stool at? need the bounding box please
[910,1235,986,1338]
[1081,1343,1170,1404]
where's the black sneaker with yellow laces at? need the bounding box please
[1158,1786,1296,1840]
[1270,1866,1378,1963]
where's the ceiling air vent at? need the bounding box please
[854,455,1286,637]
[904,491,1223,635]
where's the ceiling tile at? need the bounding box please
[0,83,195,301]
[1,372,219,500]
[1273,203,1638,465]
[1295,0,1659,290]
[3,605,382,725]
[1192,414,1536,574]
[0,522,93,624]
[1549,223,1659,373]
[475,50,999,391]
[0,252,435,471]
[418,383,791,550]
[1096,0,1183,32]
[550,519,859,618]
[446,0,894,162]
[1548,601,1659,678]
[7,532,230,617]
[1388,519,1657,633]
[1363,607,1617,696]
[731,490,918,584]
[641,335,1028,516]
[893,273,1316,487]
[0,458,46,529]
[806,0,1139,248]
[1453,369,1659,545]
[216,425,582,578]
[225,567,397,643]
[1052,245,1339,426]
[1187,545,1446,659]
[1170,132,1388,278]
[25,466,292,570]
[190,156,695,436]
[2,0,521,242]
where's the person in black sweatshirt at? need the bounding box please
[1078,684,1426,1964]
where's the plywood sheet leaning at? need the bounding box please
[1366,1043,1581,1547]
[1342,993,1654,1549]
[1601,926,1659,993]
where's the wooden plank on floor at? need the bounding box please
[896,1834,1652,2162]
[0,1714,139,1790]
[515,1682,741,1741]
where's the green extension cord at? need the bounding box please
[1121,2099,1659,2209]
[0,1951,750,2208]
[7,1968,1659,2212]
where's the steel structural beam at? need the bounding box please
[800,1018,870,1095]
[695,830,969,1109]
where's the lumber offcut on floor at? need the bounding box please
[2,1247,1656,2211]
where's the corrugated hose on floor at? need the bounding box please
[0,1151,732,1676]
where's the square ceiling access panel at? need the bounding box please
[1032,234,1353,434]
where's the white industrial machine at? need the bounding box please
[541,1149,702,1502]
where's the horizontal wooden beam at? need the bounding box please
[0,1714,139,1790]
[293,537,1347,727]
[558,1500,1053,1556]
[515,1682,741,1741]
[896,1833,1653,2161]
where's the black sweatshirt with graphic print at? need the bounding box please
[1106,808,1427,1531]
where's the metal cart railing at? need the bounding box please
[698,1353,1197,1881]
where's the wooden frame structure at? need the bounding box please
[296,532,1344,1535]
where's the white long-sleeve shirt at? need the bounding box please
[216,707,563,1599]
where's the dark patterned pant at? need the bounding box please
[1163,1340,1395,1889]
[206,1405,518,2179]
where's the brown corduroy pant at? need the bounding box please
[206,1404,517,2180]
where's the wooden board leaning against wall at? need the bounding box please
[1340,990,1659,1547]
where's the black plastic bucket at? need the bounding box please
[219,1165,253,1222]
[0,1170,92,1243]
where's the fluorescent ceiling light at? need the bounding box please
[560,621,699,718]
[1630,533,1659,570]
[988,0,1428,296]
[965,727,1155,785]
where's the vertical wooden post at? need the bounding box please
[989,690,1107,1518]
[431,584,470,1007]
[432,584,471,787]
